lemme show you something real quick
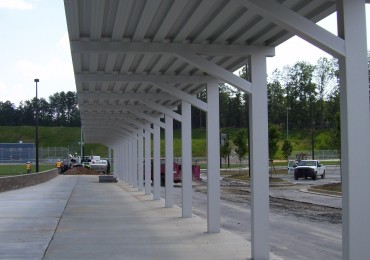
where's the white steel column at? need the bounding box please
[132,137,138,189]
[120,144,123,180]
[165,115,174,207]
[338,1,370,259]
[108,147,111,171]
[181,100,192,218]
[124,143,129,183]
[153,125,161,200]
[113,147,118,179]
[138,133,144,191]
[128,141,133,186]
[123,143,126,181]
[118,144,124,180]
[250,52,269,259]
[206,81,220,233]
[144,127,151,195]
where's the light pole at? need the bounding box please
[34,78,39,172]
[286,107,290,139]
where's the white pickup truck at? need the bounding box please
[290,160,326,180]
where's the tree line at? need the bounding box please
[196,57,342,160]
[0,91,80,127]
[0,57,342,137]
[190,57,340,133]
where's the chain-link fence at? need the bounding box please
[179,149,340,167]
[0,143,69,164]
[288,150,340,161]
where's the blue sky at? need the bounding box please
[0,0,369,106]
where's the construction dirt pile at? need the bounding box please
[63,166,101,175]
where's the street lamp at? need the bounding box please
[286,107,290,139]
[34,78,39,172]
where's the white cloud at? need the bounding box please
[0,81,30,106]
[0,0,33,10]
[3,58,76,105]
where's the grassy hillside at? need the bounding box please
[0,126,108,157]
[0,126,335,160]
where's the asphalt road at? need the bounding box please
[160,166,343,260]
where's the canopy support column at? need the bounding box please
[165,115,174,208]
[337,1,370,259]
[153,124,161,200]
[128,141,133,186]
[250,52,269,259]
[132,137,138,189]
[118,144,123,181]
[207,80,220,233]
[181,100,192,217]
[144,127,151,195]
[138,132,144,191]
[124,143,129,182]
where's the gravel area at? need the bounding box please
[194,179,342,224]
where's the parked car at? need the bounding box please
[293,160,326,180]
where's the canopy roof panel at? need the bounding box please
[64,0,337,144]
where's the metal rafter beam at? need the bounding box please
[70,41,275,57]
[129,110,166,128]
[83,129,127,141]
[152,82,207,112]
[240,0,345,58]
[83,127,134,140]
[82,116,147,134]
[83,110,164,130]
[83,122,138,134]
[75,73,214,84]
[79,104,150,112]
[78,92,174,101]
[81,112,154,133]
[78,93,181,122]
[174,52,252,93]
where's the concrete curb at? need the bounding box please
[0,169,58,192]
[302,187,342,198]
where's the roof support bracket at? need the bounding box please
[174,52,252,94]
[240,0,345,58]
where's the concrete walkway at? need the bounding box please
[0,175,282,260]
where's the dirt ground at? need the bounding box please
[62,166,102,175]
[194,179,342,224]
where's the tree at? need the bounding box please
[314,57,338,129]
[0,101,17,125]
[191,89,207,128]
[282,139,293,160]
[220,139,232,168]
[268,71,285,125]
[65,91,78,126]
[285,62,317,129]
[233,129,248,167]
[268,125,280,159]
[219,84,233,128]
[330,112,341,155]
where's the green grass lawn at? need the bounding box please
[220,170,287,183]
[0,164,55,176]
[311,182,342,193]
[0,126,340,161]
